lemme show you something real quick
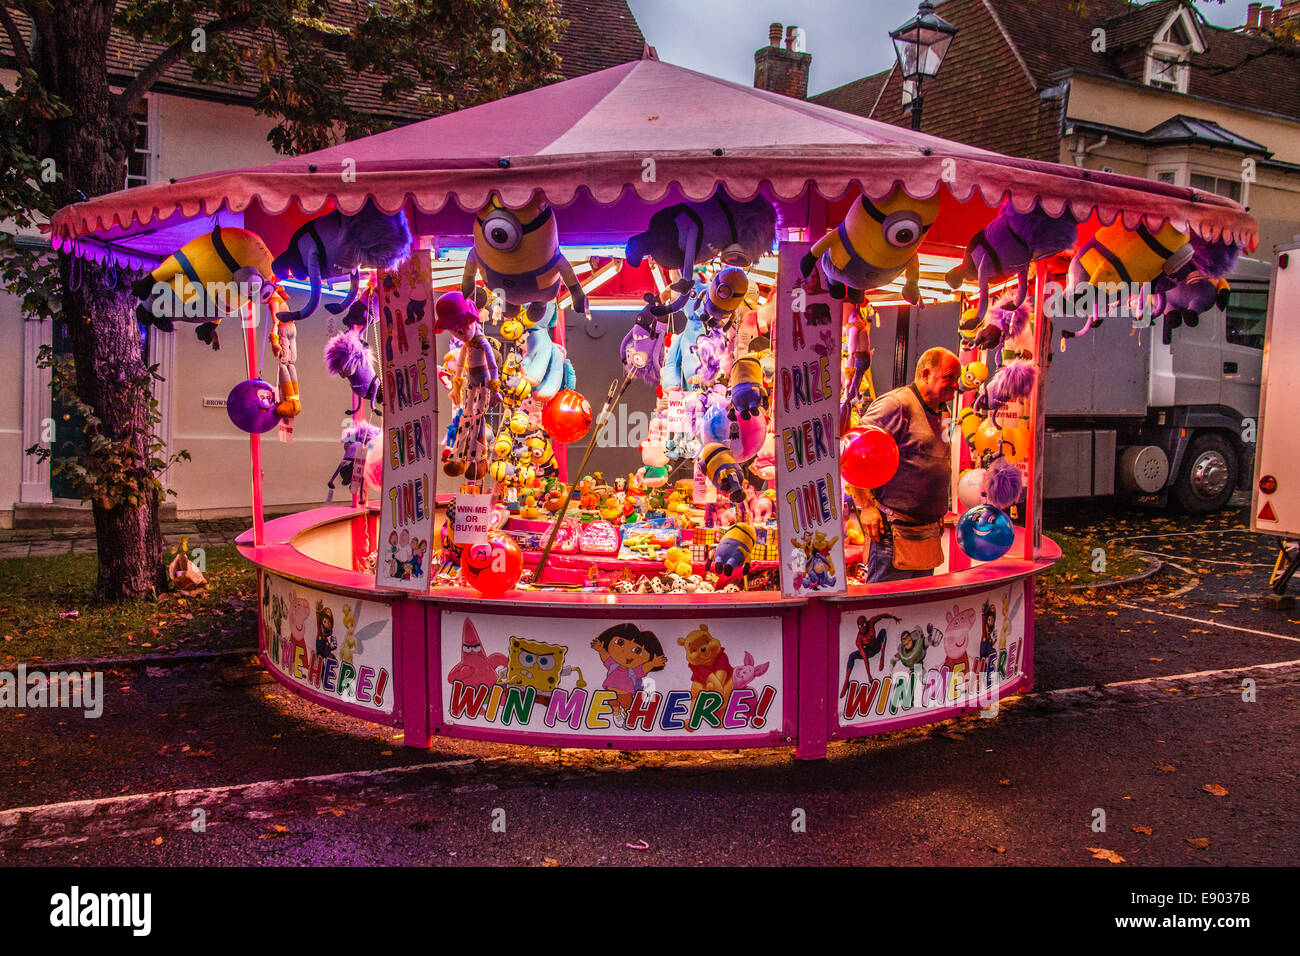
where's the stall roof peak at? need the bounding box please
[51,59,1258,266]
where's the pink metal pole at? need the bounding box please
[246,302,265,547]
[1024,261,1049,559]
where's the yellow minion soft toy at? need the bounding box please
[702,266,749,328]
[133,225,283,350]
[800,186,941,304]
[461,194,587,324]
[1063,220,1192,340]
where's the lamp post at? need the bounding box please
[890,1,959,131]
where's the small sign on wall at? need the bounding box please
[452,493,492,546]
[202,397,227,408]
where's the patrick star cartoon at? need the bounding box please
[448,619,507,689]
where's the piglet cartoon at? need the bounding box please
[943,604,975,672]
[732,651,770,690]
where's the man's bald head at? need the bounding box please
[914,347,961,408]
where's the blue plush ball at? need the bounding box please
[956,505,1015,562]
[227,379,281,434]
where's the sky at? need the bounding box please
[625,0,1262,95]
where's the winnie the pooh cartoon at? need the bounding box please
[677,624,734,720]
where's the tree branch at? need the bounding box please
[116,14,257,114]
[0,2,34,73]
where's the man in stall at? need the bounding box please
[855,347,960,583]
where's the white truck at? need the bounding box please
[1251,241,1299,602]
[901,257,1272,512]
[1039,256,1272,512]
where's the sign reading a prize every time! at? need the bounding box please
[774,242,848,598]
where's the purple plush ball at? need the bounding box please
[227,379,281,433]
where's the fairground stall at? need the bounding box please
[50,61,1256,758]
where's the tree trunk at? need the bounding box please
[44,1,167,600]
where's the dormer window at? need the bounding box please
[1142,4,1206,94]
[1145,52,1188,92]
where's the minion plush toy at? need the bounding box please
[727,353,767,426]
[1063,220,1192,340]
[699,442,747,503]
[801,186,941,304]
[661,268,749,390]
[133,225,284,350]
[712,522,756,579]
[625,189,777,272]
[461,195,587,324]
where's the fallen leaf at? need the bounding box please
[151,836,163,846]
[1202,783,1229,797]
[998,779,1012,787]
[1132,825,1153,835]
[541,857,560,867]
[1186,837,1211,849]
[1156,764,1177,773]
[987,844,1006,854]
[1149,657,1164,662]
[1085,847,1126,864]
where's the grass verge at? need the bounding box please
[0,545,257,664]
[1039,529,1148,589]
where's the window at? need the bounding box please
[1225,289,1267,350]
[124,97,154,189]
[1145,53,1189,93]
[1190,172,1242,203]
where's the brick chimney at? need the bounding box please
[754,21,812,99]
[1260,5,1275,29]
[1247,2,1261,29]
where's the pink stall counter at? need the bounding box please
[240,506,1058,759]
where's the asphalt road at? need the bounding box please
[2,497,1297,866]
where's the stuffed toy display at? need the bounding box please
[267,311,301,419]
[326,420,381,503]
[1146,235,1240,344]
[272,201,412,321]
[518,302,576,401]
[435,291,501,477]
[1063,220,1192,340]
[324,301,382,415]
[801,186,941,304]
[945,202,1077,322]
[133,225,285,350]
[621,292,675,384]
[660,269,748,391]
[461,195,587,324]
[625,189,777,272]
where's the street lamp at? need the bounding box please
[890,1,959,131]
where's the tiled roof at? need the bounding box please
[809,69,891,117]
[809,0,1300,162]
[1,0,649,122]
[1100,0,1187,50]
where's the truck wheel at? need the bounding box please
[1173,433,1237,513]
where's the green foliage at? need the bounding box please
[112,0,566,155]
[25,345,190,510]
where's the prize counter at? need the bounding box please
[240,505,1058,759]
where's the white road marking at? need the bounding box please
[1112,601,1300,643]
[1034,657,1300,698]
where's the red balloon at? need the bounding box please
[840,427,900,489]
[460,532,523,598]
[542,389,593,444]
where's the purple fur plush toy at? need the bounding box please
[972,292,1031,352]
[947,202,1078,322]
[324,302,381,414]
[1148,235,1240,344]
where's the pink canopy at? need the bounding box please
[50,58,1256,268]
